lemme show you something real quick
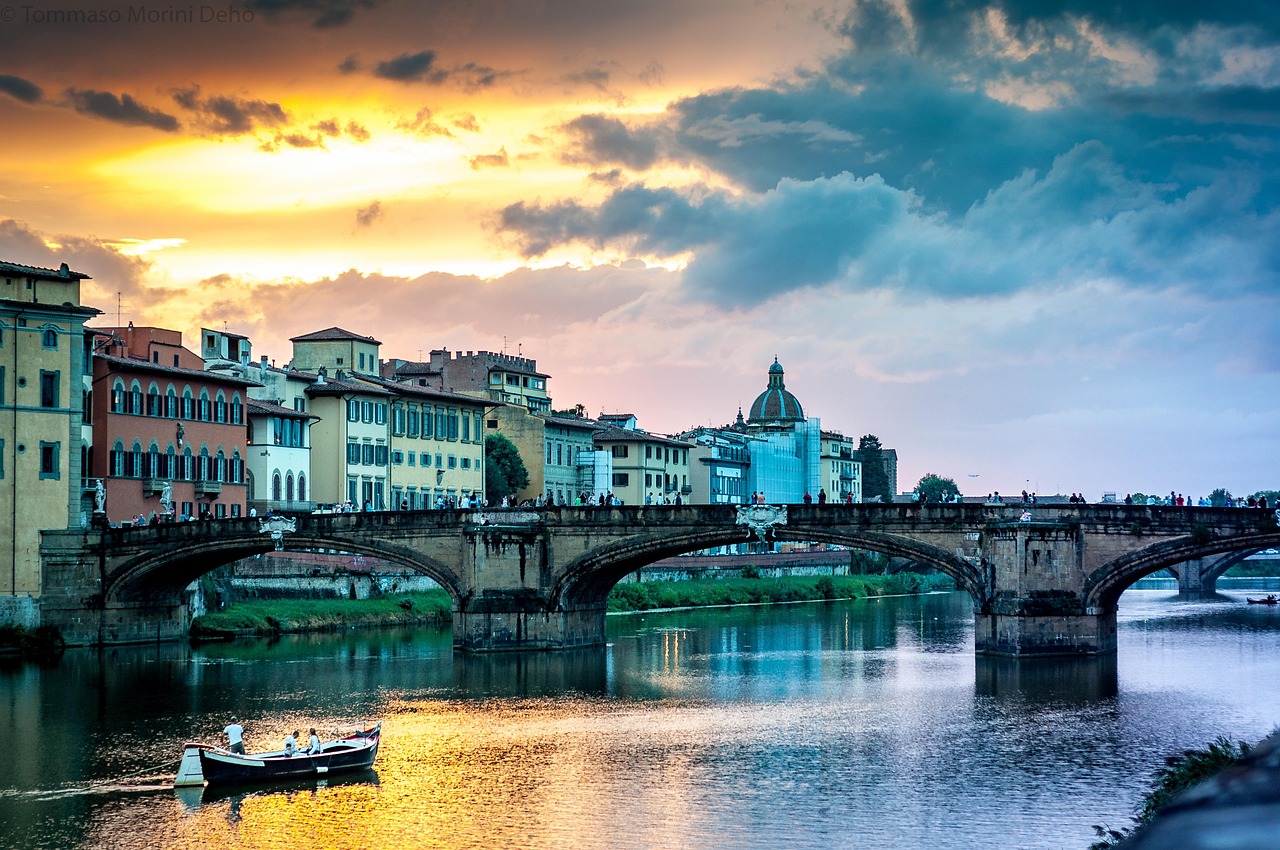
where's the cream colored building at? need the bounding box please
[592,418,693,506]
[820,431,862,504]
[1,261,100,604]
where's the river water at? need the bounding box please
[2,580,1279,850]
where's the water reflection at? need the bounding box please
[2,590,1279,850]
[975,655,1119,703]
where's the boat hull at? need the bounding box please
[188,725,380,787]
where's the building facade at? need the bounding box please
[89,325,252,523]
[820,431,862,503]
[0,261,100,600]
[593,419,693,505]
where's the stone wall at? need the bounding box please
[0,595,40,629]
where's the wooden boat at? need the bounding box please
[1246,595,1278,605]
[174,723,381,787]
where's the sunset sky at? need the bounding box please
[3,0,1278,498]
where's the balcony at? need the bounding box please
[141,477,166,495]
[194,480,222,497]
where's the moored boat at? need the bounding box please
[175,723,381,787]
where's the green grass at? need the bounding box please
[606,572,952,612]
[190,590,452,637]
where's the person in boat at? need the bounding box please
[308,728,321,753]
[224,717,245,755]
[284,730,298,756]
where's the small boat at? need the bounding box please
[1246,595,1279,606]
[175,723,381,787]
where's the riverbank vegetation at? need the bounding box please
[190,591,452,637]
[0,624,66,659]
[1089,736,1253,849]
[190,573,953,636]
[607,572,952,612]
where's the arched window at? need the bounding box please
[165,386,178,418]
[181,388,194,420]
[166,444,177,479]
[230,393,243,425]
[129,381,143,415]
[41,327,58,349]
[272,472,282,501]
[214,391,227,423]
[215,449,227,482]
[146,442,161,478]
[111,379,126,413]
[198,390,211,422]
[146,383,161,417]
[297,473,306,502]
[231,450,243,484]
[198,446,211,480]
[182,446,193,480]
[285,473,295,502]
[110,439,126,477]
[246,470,255,500]
[129,440,143,477]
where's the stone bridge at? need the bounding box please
[38,504,1280,655]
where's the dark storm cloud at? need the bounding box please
[172,87,289,134]
[64,88,180,132]
[0,75,42,104]
[469,148,509,169]
[246,0,380,28]
[561,114,665,170]
[374,51,448,84]
[355,201,383,227]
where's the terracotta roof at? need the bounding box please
[542,414,603,431]
[593,426,692,448]
[355,374,496,406]
[94,353,260,387]
[0,260,91,281]
[246,398,320,420]
[303,375,394,396]
[289,326,382,345]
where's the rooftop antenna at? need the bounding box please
[502,335,507,354]
[116,291,122,327]
[518,342,522,355]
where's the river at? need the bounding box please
[2,580,1279,850]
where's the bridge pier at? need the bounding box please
[974,610,1117,657]
[453,595,606,652]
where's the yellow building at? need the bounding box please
[359,374,489,508]
[1,261,100,607]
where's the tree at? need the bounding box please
[915,473,960,502]
[858,434,891,503]
[1208,488,1233,507]
[485,434,529,501]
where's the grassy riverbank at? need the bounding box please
[190,573,953,637]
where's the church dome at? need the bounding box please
[747,358,805,425]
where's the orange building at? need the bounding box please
[88,325,255,524]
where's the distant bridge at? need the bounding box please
[39,504,1280,655]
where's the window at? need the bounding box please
[166,389,178,418]
[447,409,459,440]
[612,473,629,486]
[645,446,652,459]
[461,458,471,469]
[375,403,387,425]
[182,391,195,420]
[272,473,282,501]
[361,443,374,465]
[286,473,294,501]
[231,451,242,483]
[435,453,442,468]
[198,392,211,421]
[362,401,373,423]
[231,395,243,424]
[347,399,360,422]
[293,397,306,413]
[645,474,652,488]
[392,450,404,465]
[129,382,142,414]
[146,386,161,416]
[393,406,406,436]
[42,328,58,349]
[447,455,457,469]
[347,441,361,464]
[611,445,628,459]
[214,392,227,423]
[39,371,58,408]
[462,415,470,442]
[421,453,431,467]
[39,441,60,479]
[375,445,389,466]
[298,474,306,501]
[231,504,242,518]
[407,452,415,466]
[422,409,434,438]
[359,352,366,370]
[407,407,419,437]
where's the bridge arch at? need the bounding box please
[102,527,465,608]
[1085,531,1280,610]
[552,524,985,613]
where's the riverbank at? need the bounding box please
[190,573,953,637]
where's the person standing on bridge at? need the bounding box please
[224,717,245,754]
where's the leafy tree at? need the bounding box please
[915,473,960,502]
[485,434,529,500]
[1208,487,1233,507]
[1251,489,1280,504]
[858,434,891,503]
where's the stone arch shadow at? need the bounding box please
[552,525,986,613]
[1085,531,1280,611]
